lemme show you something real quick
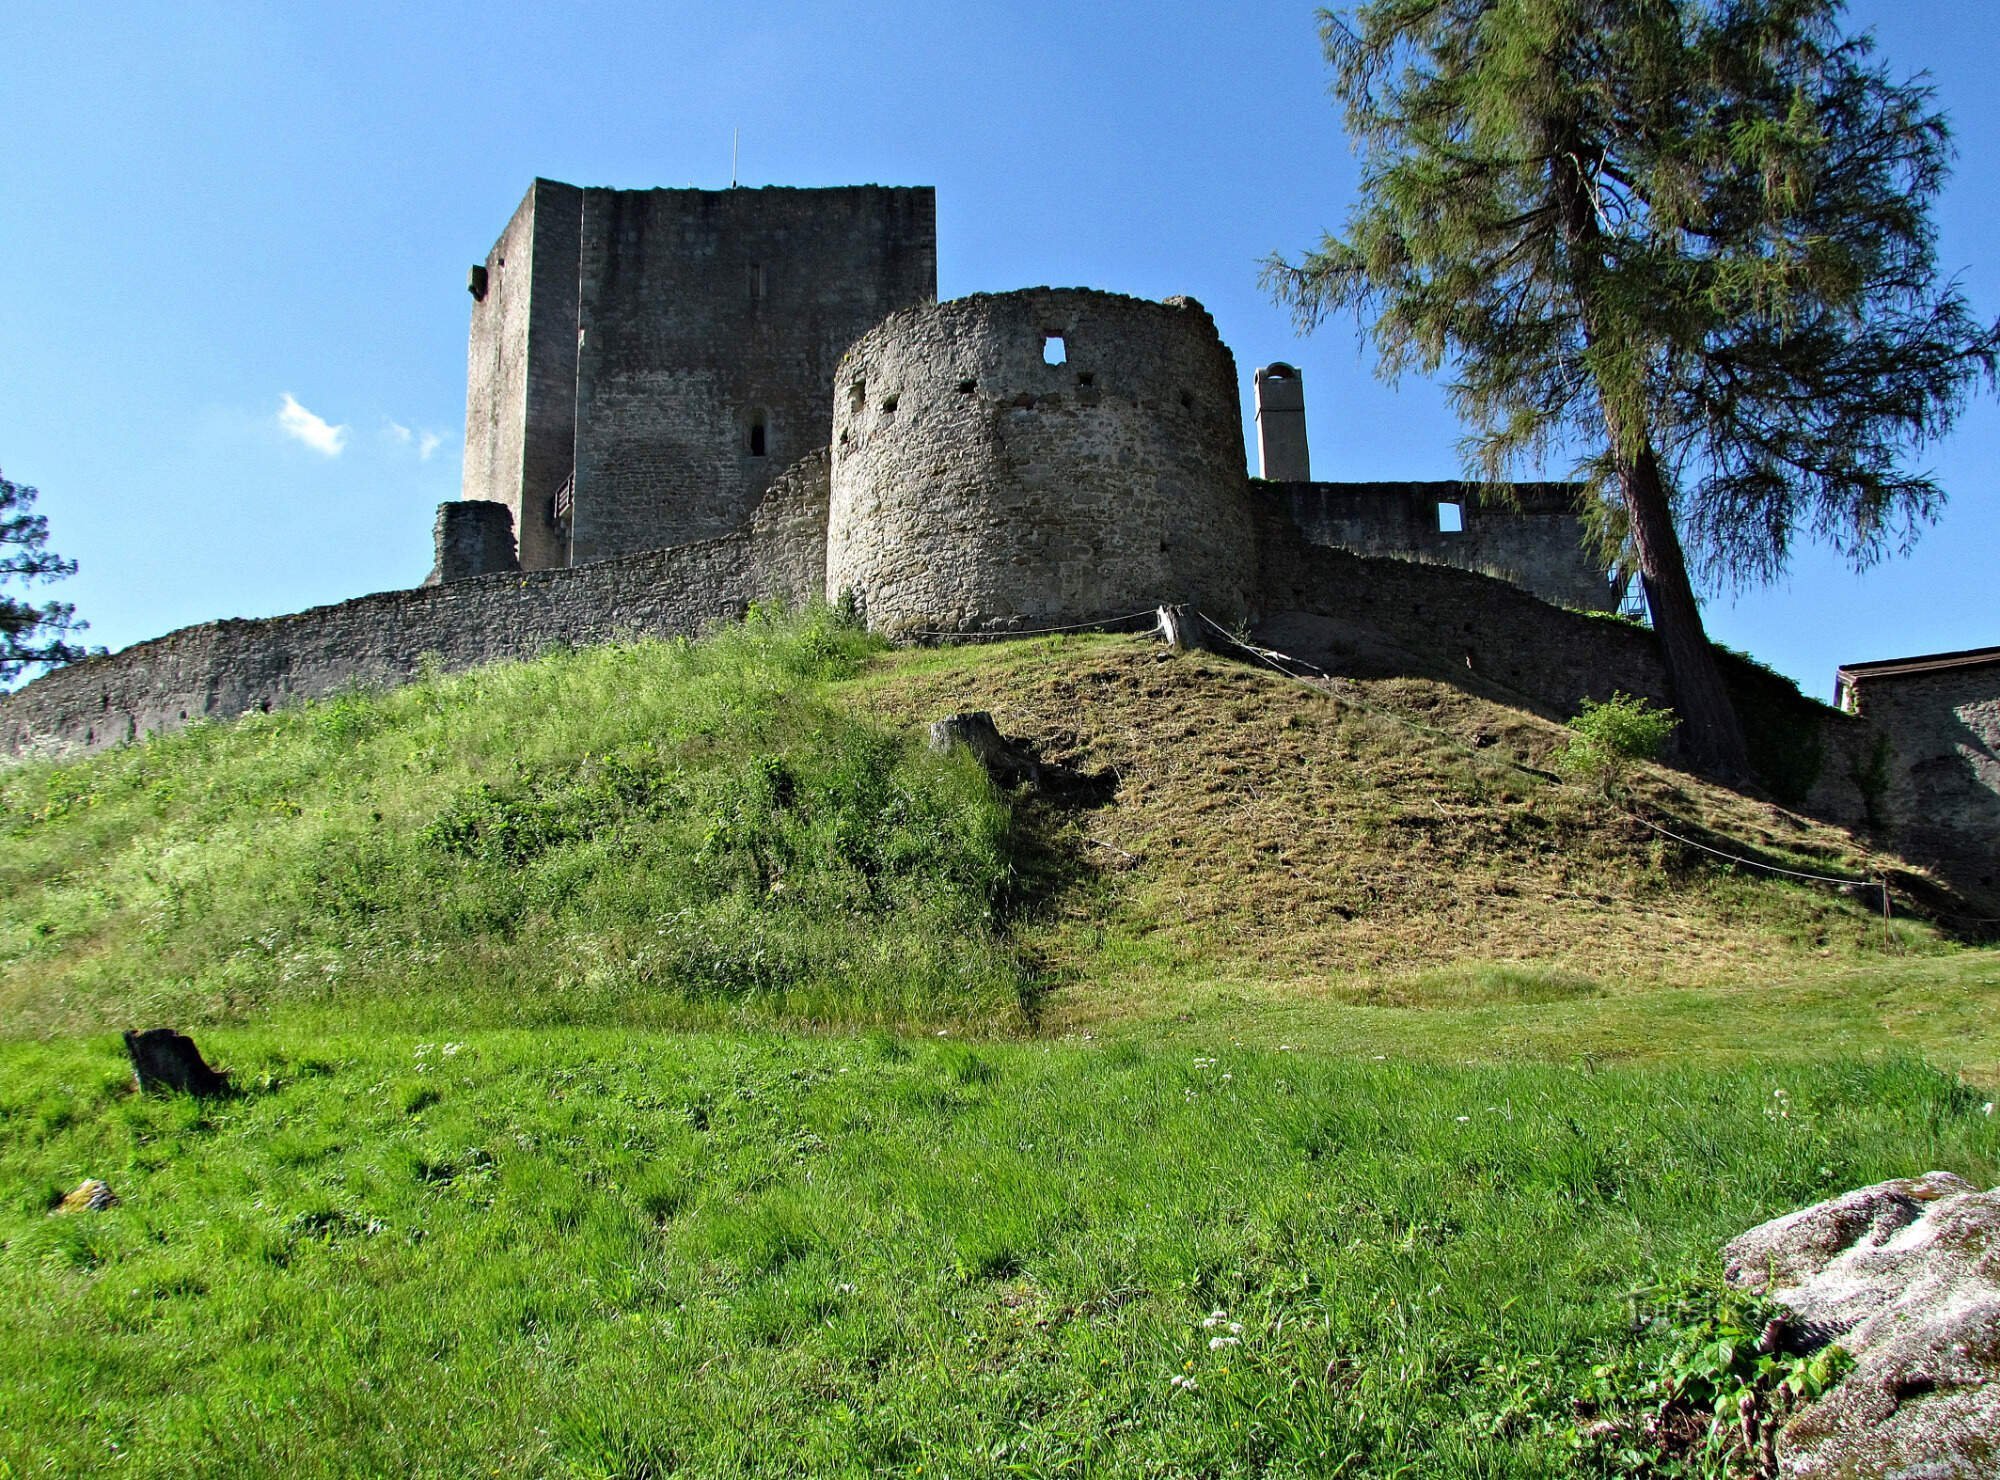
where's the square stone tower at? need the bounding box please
[462,180,937,569]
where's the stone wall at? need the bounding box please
[569,185,935,565]
[1844,660,2000,899]
[1262,479,1620,613]
[1252,501,1881,839]
[827,289,1256,635]
[460,178,582,573]
[0,459,831,758]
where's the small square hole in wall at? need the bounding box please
[881,394,899,415]
[1043,334,1067,366]
[1076,371,1095,388]
[957,377,976,394]
[1437,501,1464,533]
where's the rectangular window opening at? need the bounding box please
[1437,501,1465,533]
[749,263,766,302]
[1042,334,1066,366]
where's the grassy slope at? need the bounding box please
[849,634,1999,1081]
[3,617,1998,1477]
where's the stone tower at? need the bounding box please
[1254,362,1310,481]
[827,288,1255,635]
[462,180,937,570]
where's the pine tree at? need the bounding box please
[1,472,89,683]
[1267,0,1998,780]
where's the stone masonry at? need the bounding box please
[462,181,935,570]
[1266,480,1622,613]
[827,289,1256,635]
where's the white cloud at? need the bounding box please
[278,393,347,456]
[383,419,446,461]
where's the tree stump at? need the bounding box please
[1155,604,1212,652]
[927,712,1041,788]
[124,1028,230,1097]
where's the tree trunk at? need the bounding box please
[1549,131,1753,785]
[1620,444,1752,783]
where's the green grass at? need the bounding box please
[4,611,1998,1475]
[0,607,1027,1039]
[5,1031,1995,1477]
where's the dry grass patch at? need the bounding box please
[842,634,1944,1028]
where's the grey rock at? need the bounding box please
[1724,1172,2000,1478]
[54,1179,118,1214]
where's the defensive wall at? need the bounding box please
[827,290,1256,635]
[1261,479,1621,613]
[5,243,1994,908]
[0,454,829,758]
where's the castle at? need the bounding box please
[1,180,1994,909]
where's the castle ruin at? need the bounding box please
[2,178,1993,908]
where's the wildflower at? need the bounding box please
[1455,1115,1471,1123]
[442,1042,464,1057]
[836,1283,855,1295]
[1209,1336,1241,1350]
[1193,1056,1218,1069]
[1170,1373,1199,1392]
[1201,1310,1229,1329]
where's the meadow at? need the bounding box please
[3,609,1995,1476]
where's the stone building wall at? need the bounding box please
[1264,479,1620,612]
[460,178,582,572]
[568,185,935,565]
[826,289,1256,635]
[1843,660,2000,898]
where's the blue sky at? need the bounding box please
[3,1,1995,702]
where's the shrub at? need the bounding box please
[1558,692,1678,786]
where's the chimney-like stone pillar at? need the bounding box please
[1254,362,1310,481]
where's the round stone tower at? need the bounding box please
[825,288,1254,636]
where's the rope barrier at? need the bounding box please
[1622,814,1883,890]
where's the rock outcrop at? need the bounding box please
[1724,1172,2000,1478]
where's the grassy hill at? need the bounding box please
[3,609,1995,1477]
